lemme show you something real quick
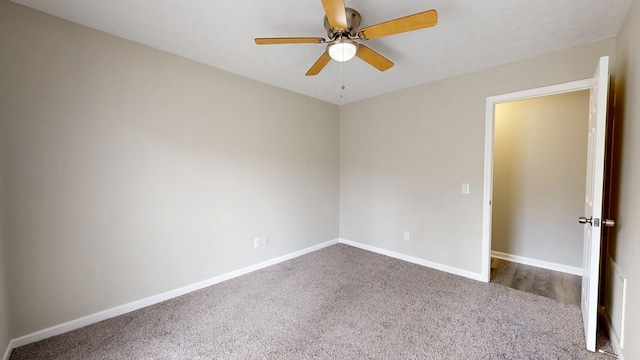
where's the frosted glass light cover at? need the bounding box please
[328,41,357,62]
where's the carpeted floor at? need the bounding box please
[10,244,613,359]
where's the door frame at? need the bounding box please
[480,78,594,282]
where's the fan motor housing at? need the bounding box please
[324,8,361,39]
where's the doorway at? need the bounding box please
[490,91,589,276]
[486,89,590,307]
[480,78,593,283]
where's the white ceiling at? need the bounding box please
[12,0,632,105]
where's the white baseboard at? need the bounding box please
[491,251,582,276]
[338,238,485,281]
[7,239,339,353]
[600,306,625,360]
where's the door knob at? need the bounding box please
[579,216,592,225]
[603,219,615,227]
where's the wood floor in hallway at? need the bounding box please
[490,258,582,306]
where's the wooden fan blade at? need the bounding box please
[321,0,348,30]
[306,52,332,76]
[356,45,394,71]
[255,37,325,45]
[358,10,438,40]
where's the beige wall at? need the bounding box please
[0,1,339,337]
[0,270,8,356]
[611,0,640,358]
[492,92,589,267]
[0,179,10,359]
[0,255,8,357]
[340,39,614,274]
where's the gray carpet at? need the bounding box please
[10,244,613,359]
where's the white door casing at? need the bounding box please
[581,55,610,352]
[482,79,593,282]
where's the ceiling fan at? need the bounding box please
[254,0,438,76]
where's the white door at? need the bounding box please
[580,55,610,352]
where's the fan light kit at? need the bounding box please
[328,38,357,62]
[254,0,438,76]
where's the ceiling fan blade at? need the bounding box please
[358,10,438,40]
[356,45,394,71]
[306,52,332,76]
[321,0,348,30]
[255,37,326,45]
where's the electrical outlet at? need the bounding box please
[403,231,410,241]
[261,236,270,246]
[253,237,261,248]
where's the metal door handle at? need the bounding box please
[578,216,592,225]
[579,216,615,227]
